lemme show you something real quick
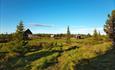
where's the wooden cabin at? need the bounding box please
[23,29,32,40]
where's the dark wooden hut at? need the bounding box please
[23,29,32,40]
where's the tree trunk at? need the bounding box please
[112,39,115,47]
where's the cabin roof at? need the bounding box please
[24,29,32,34]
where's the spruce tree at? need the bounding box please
[104,10,115,46]
[66,26,71,44]
[15,21,25,41]
[13,21,28,56]
[87,33,91,37]
[93,29,98,40]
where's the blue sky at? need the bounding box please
[0,0,115,34]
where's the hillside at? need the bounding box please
[76,46,115,70]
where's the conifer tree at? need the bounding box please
[13,21,28,56]
[87,33,91,37]
[93,29,98,40]
[66,26,71,43]
[15,21,25,41]
[93,29,102,40]
[104,10,115,46]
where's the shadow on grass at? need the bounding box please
[25,50,58,61]
[75,47,115,70]
[0,50,60,70]
[0,45,80,70]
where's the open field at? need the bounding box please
[1,0,115,70]
[0,37,114,70]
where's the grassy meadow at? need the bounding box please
[1,0,115,70]
[0,36,114,70]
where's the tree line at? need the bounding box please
[0,10,115,46]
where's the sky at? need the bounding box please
[0,0,115,34]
